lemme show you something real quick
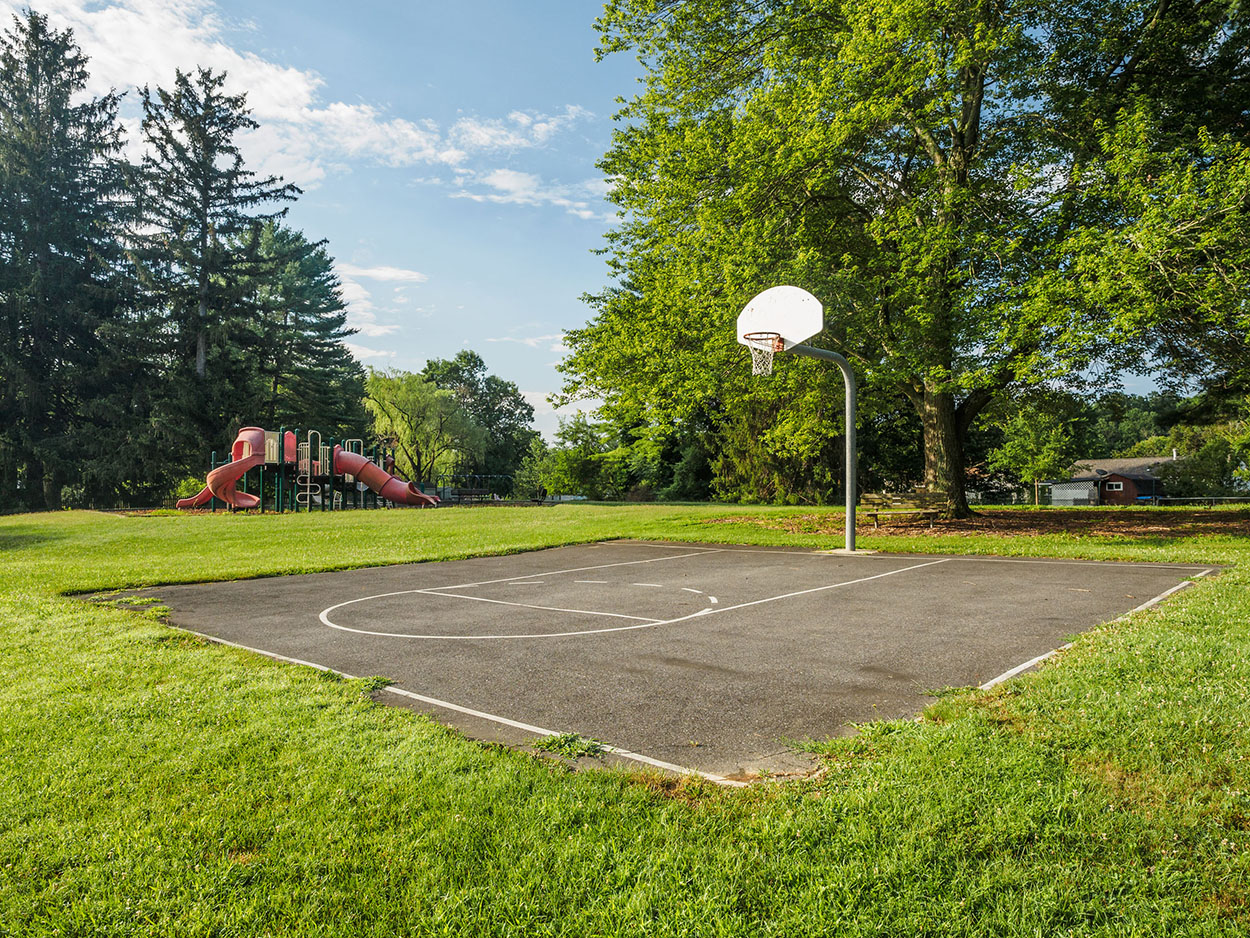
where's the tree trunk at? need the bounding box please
[22,456,44,511]
[919,386,971,517]
[0,445,16,510]
[196,295,208,378]
[42,467,63,511]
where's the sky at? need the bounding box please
[2,0,639,437]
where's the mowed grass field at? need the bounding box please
[1,505,1248,936]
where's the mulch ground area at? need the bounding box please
[711,509,1250,539]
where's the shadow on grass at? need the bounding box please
[711,508,1250,540]
[0,524,68,552]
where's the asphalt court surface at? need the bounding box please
[129,541,1213,779]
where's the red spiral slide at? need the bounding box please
[176,427,267,510]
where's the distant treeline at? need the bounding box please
[517,390,1250,503]
[0,11,365,510]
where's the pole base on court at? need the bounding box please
[823,548,878,555]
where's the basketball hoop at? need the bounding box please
[742,331,784,375]
[735,285,858,552]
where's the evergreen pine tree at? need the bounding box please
[0,11,132,509]
[135,67,298,450]
[249,222,366,434]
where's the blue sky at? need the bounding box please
[5,0,638,436]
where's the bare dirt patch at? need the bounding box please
[708,509,1250,539]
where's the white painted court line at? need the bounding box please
[607,540,1214,571]
[381,686,748,787]
[406,589,660,622]
[164,627,745,787]
[318,556,951,640]
[318,607,711,640]
[978,575,1208,690]
[633,583,664,588]
[977,646,1072,690]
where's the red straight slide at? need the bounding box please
[334,446,439,507]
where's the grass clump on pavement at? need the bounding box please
[0,505,1247,935]
[532,732,608,760]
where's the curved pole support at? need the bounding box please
[787,344,857,551]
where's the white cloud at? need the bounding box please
[449,105,590,152]
[345,342,396,361]
[0,0,588,189]
[486,332,567,353]
[337,263,429,283]
[452,172,610,220]
[336,277,398,338]
[333,260,435,339]
[479,169,543,200]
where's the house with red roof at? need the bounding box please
[1050,456,1176,506]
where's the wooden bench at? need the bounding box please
[450,487,492,503]
[860,492,946,528]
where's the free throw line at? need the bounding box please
[318,557,952,640]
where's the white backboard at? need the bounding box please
[736,286,823,350]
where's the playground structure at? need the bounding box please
[176,426,439,512]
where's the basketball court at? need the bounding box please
[127,541,1212,782]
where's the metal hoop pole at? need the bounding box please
[788,344,857,551]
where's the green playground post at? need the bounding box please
[369,445,377,509]
[328,437,336,511]
[209,451,217,512]
[290,427,299,512]
[277,426,284,513]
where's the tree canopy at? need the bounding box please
[364,369,485,484]
[563,0,1250,514]
[0,11,131,509]
[0,11,373,508]
[422,350,538,482]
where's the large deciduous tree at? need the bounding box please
[422,350,538,483]
[563,0,1250,514]
[0,11,132,509]
[364,369,485,484]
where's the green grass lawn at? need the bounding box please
[1,506,1247,935]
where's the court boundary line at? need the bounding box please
[164,626,747,788]
[602,540,1214,571]
[145,554,1219,785]
[978,570,1212,690]
[317,557,952,640]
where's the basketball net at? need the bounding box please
[743,332,784,376]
